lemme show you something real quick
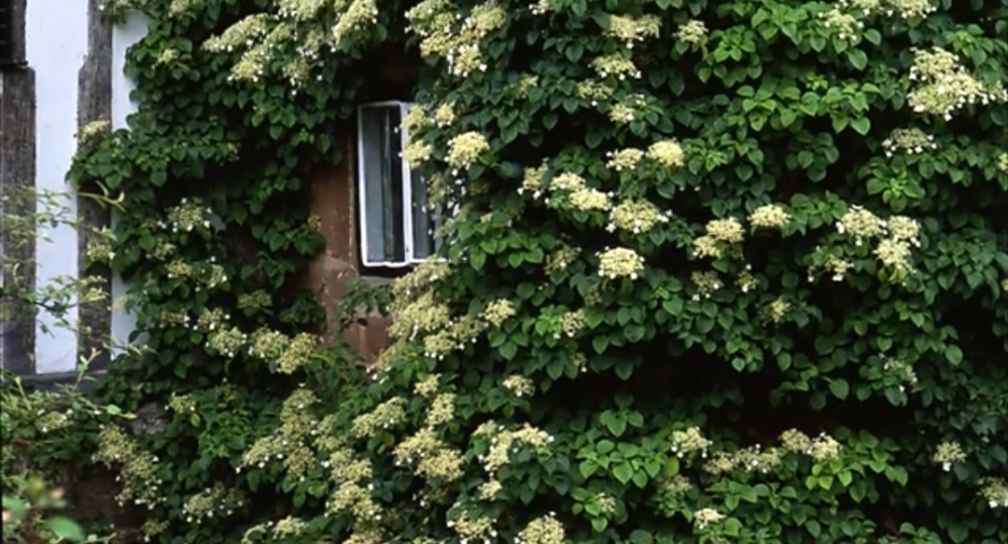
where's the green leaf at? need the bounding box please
[46,517,85,541]
[829,379,850,400]
[851,117,871,135]
[613,462,633,484]
[597,439,616,454]
[838,470,853,486]
[499,342,518,360]
[847,49,868,70]
[945,345,963,365]
[606,416,627,437]
[806,520,822,538]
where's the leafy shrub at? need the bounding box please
[1,373,125,543]
[70,0,1008,543]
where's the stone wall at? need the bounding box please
[1,0,35,374]
[307,134,390,362]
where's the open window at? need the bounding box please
[356,101,439,268]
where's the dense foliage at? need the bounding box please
[64,0,1008,542]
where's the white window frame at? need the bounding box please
[356,100,432,268]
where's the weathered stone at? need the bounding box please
[75,0,113,369]
[128,402,167,435]
[0,12,36,373]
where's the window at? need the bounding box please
[0,1,17,69]
[357,101,439,268]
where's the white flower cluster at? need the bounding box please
[446,131,490,171]
[676,20,708,46]
[277,0,327,21]
[605,14,661,49]
[391,259,451,302]
[447,512,498,542]
[483,299,516,327]
[693,217,745,259]
[327,481,384,526]
[502,374,535,397]
[434,102,456,127]
[768,297,792,323]
[780,429,842,462]
[238,390,322,476]
[389,291,452,340]
[422,314,487,360]
[407,0,506,78]
[597,247,645,280]
[606,148,644,171]
[594,492,617,515]
[550,172,586,192]
[835,206,884,244]
[545,246,579,275]
[670,426,712,459]
[479,479,503,500]
[608,94,648,124]
[882,127,937,157]
[77,120,110,146]
[576,80,614,106]
[402,104,430,135]
[403,138,433,167]
[331,0,379,46]
[907,47,1007,120]
[530,0,554,16]
[166,198,213,234]
[876,0,937,19]
[704,444,783,475]
[85,227,116,264]
[833,0,938,21]
[591,54,641,80]
[519,163,548,199]
[980,478,1008,509]
[568,188,612,212]
[515,513,565,544]
[810,254,854,283]
[647,140,686,169]
[693,508,725,530]
[475,422,554,474]
[203,14,271,54]
[808,433,842,462]
[182,485,244,525]
[691,271,722,301]
[94,426,165,510]
[737,268,758,293]
[748,204,791,230]
[820,8,863,41]
[607,199,670,234]
[425,393,457,427]
[932,441,966,472]
[414,374,441,398]
[207,326,248,358]
[36,411,70,434]
[156,308,189,328]
[883,357,918,392]
[351,397,407,438]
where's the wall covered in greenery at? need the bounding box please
[63,0,1008,542]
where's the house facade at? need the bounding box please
[1,2,400,377]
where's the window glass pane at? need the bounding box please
[360,105,405,264]
[410,170,438,259]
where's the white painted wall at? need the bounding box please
[110,12,149,354]
[27,0,89,373]
[24,5,148,372]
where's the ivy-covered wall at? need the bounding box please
[62,0,1008,543]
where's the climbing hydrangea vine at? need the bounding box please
[68,0,1008,543]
